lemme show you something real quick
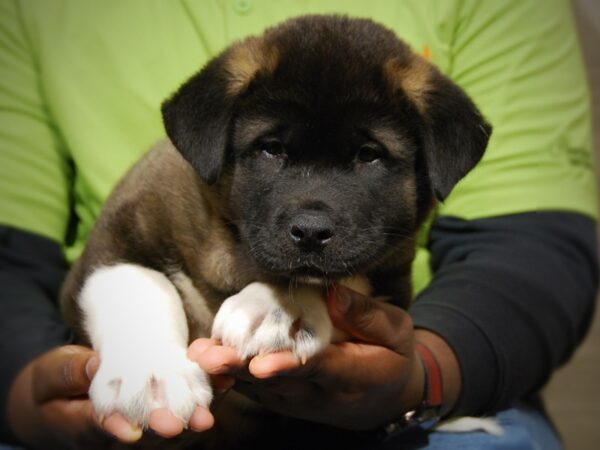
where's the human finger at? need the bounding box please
[32,345,97,403]
[189,406,215,432]
[189,340,245,374]
[326,285,413,353]
[187,338,219,359]
[248,351,302,378]
[148,408,185,438]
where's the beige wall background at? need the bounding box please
[544,1,600,449]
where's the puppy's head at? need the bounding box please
[162,16,491,281]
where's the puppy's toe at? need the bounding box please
[162,359,213,422]
[244,308,295,357]
[89,346,212,427]
[293,326,325,363]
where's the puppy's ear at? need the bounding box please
[161,38,278,185]
[386,56,492,200]
[420,71,492,200]
[161,56,232,185]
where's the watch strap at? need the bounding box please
[378,341,444,441]
[415,341,443,410]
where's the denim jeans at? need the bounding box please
[382,403,562,450]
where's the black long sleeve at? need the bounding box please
[410,211,598,416]
[0,226,73,442]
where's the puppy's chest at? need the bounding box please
[169,246,260,339]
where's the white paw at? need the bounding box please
[211,282,332,362]
[90,344,213,427]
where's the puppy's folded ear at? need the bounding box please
[161,55,232,185]
[386,56,492,201]
[162,38,278,185]
[420,70,492,200]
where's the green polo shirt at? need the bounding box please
[0,0,595,294]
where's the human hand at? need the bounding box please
[6,345,219,449]
[7,345,113,449]
[190,285,430,430]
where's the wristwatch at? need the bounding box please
[379,341,444,441]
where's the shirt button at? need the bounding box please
[233,0,252,15]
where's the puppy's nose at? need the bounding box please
[288,212,335,250]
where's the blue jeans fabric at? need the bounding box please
[0,404,561,449]
[382,403,562,450]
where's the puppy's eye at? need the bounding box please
[260,140,285,157]
[357,144,384,163]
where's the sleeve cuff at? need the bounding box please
[410,300,499,417]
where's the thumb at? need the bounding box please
[32,345,97,403]
[326,285,413,353]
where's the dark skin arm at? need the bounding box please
[191,285,461,429]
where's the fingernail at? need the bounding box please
[125,425,143,442]
[103,414,143,442]
[85,355,99,380]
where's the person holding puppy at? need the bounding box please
[0,1,596,449]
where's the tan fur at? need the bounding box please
[200,215,241,293]
[224,37,279,96]
[384,54,432,114]
[370,125,412,159]
[339,275,372,297]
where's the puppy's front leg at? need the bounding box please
[212,282,333,362]
[79,264,212,427]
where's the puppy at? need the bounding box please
[61,15,491,441]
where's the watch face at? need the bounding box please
[379,405,442,441]
[412,405,443,425]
